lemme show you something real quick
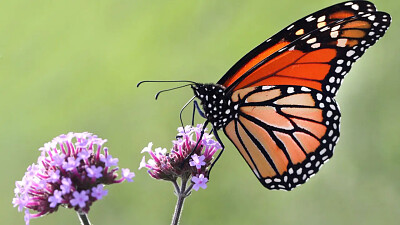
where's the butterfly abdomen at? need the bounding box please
[192,84,239,129]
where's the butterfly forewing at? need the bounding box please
[224,11,390,96]
[218,1,378,89]
[223,86,340,190]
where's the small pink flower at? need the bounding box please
[189,154,206,169]
[192,174,208,191]
[70,191,89,208]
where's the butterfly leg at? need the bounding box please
[190,100,198,126]
[186,103,208,158]
[193,100,206,119]
[206,129,225,179]
[191,119,208,154]
[181,120,209,166]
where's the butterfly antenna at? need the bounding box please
[137,80,196,88]
[155,84,193,100]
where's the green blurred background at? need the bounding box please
[2,0,399,224]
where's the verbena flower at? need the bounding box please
[12,132,135,225]
[140,124,222,225]
[192,174,208,191]
[189,154,206,169]
[139,124,222,189]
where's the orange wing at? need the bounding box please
[219,1,377,87]
[223,85,340,190]
[218,3,391,97]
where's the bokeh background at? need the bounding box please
[2,0,399,224]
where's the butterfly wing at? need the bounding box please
[218,2,391,97]
[224,86,340,190]
[218,1,377,88]
[209,2,390,190]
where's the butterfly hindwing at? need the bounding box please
[223,85,340,190]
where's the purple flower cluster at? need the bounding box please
[139,124,222,191]
[12,132,135,225]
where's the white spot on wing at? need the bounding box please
[337,38,347,47]
[317,22,327,28]
[332,25,341,31]
[311,43,320,49]
[351,4,359,10]
[346,50,355,57]
[335,66,343,73]
[295,29,304,36]
[307,37,317,44]
[368,15,376,21]
[262,86,275,90]
[330,31,339,38]
[327,111,333,117]
[306,16,315,22]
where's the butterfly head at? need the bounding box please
[192,83,237,129]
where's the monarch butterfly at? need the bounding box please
[139,1,391,190]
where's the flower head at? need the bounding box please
[139,124,221,184]
[13,132,134,225]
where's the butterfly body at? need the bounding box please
[192,84,238,129]
[189,1,390,190]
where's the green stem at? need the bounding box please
[77,211,91,225]
[171,177,191,225]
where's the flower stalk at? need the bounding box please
[171,178,188,225]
